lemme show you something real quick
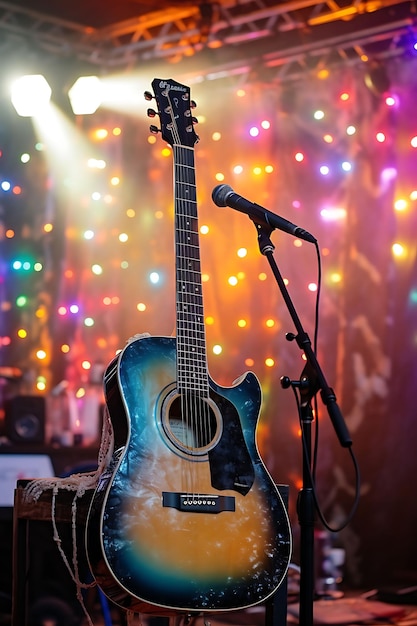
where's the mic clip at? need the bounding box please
[252,219,275,255]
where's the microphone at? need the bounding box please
[212,184,317,244]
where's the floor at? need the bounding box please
[81,592,417,626]
[2,584,416,625]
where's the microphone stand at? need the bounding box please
[252,220,352,626]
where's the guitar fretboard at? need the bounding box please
[174,144,209,397]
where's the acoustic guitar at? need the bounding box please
[85,78,292,615]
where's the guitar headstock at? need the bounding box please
[146,78,198,148]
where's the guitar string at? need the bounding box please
[176,146,194,459]
[179,147,204,496]
[178,145,212,458]
[170,99,199,498]
[171,123,191,496]
[178,146,204,457]
[169,100,213,499]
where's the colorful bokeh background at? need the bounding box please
[1,55,416,589]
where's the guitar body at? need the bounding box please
[86,334,291,614]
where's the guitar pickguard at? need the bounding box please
[208,388,256,495]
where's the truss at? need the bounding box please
[0,0,415,82]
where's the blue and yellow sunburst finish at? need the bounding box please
[86,335,292,615]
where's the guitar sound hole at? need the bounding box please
[162,391,222,456]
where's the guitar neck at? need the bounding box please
[174,144,209,396]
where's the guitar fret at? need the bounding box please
[177,323,204,331]
[177,243,199,250]
[176,244,200,251]
[177,343,206,349]
[177,345,206,353]
[177,304,203,309]
[177,285,204,294]
[177,275,201,282]
[177,384,208,390]
[177,339,206,347]
[177,359,206,366]
[178,288,202,296]
[177,318,204,325]
[176,206,196,213]
[178,366,207,374]
[178,371,207,378]
[177,384,208,392]
[176,291,203,303]
[177,315,205,325]
[177,314,204,321]
[177,337,206,345]
[177,329,204,335]
[177,306,204,312]
[179,225,198,233]
[176,186,196,193]
[177,366,207,373]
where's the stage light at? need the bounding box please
[10,75,52,117]
[392,243,406,258]
[68,76,102,115]
[320,207,347,221]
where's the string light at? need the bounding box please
[394,199,408,211]
[1,67,415,413]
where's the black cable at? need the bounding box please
[300,241,361,533]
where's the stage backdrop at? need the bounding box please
[1,56,416,590]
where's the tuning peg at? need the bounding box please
[192,116,198,124]
[147,108,158,118]
[149,124,160,134]
[144,90,154,101]
[190,100,197,109]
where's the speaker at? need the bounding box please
[4,396,46,444]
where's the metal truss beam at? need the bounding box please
[0,0,415,82]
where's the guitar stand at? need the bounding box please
[251,219,352,626]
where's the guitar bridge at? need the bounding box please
[162,491,235,514]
